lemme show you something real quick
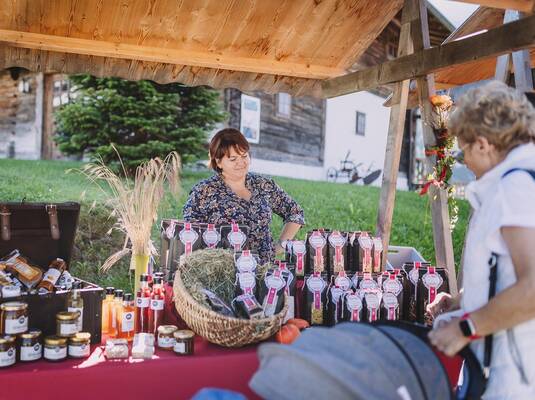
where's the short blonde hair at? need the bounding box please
[449,81,535,153]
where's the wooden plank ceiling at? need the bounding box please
[0,0,403,97]
[435,7,535,88]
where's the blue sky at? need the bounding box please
[429,0,479,28]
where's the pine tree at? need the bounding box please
[54,75,226,171]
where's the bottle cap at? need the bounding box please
[114,289,124,298]
[106,287,115,295]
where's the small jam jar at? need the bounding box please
[0,301,28,335]
[56,311,80,337]
[44,336,68,362]
[173,330,194,355]
[19,330,42,362]
[0,335,16,368]
[157,325,177,350]
[68,332,91,359]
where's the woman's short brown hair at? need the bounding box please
[449,81,535,153]
[209,128,250,172]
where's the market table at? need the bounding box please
[0,337,261,400]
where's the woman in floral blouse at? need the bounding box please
[182,128,305,263]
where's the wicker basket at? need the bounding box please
[173,270,288,348]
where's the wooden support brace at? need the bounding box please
[376,0,414,268]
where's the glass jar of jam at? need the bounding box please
[157,325,177,350]
[0,335,16,368]
[56,311,80,337]
[68,332,91,359]
[19,330,42,362]
[44,336,68,362]
[0,301,28,335]
[173,330,194,356]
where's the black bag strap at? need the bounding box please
[483,253,498,379]
[501,168,535,180]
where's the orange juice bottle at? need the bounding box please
[108,289,123,338]
[117,293,135,341]
[101,287,115,335]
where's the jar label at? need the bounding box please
[68,307,83,331]
[1,285,21,298]
[44,346,67,360]
[150,299,165,311]
[158,336,175,348]
[60,322,78,336]
[136,297,150,308]
[0,347,16,367]
[21,343,42,361]
[5,315,28,334]
[122,311,135,332]
[173,342,186,354]
[69,344,90,358]
[42,268,62,285]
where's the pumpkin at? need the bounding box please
[287,318,310,331]
[275,323,300,344]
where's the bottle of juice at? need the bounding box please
[108,289,123,338]
[101,287,115,335]
[135,275,151,333]
[117,293,135,342]
[148,276,165,334]
[66,281,84,331]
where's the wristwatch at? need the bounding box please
[459,313,480,340]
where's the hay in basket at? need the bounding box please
[173,249,287,347]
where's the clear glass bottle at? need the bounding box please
[148,276,165,335]
[66,281,84,332]
[117,293,135,342]
[135,275,151,333]
[101,287,115,336]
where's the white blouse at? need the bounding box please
[462,143,535,399]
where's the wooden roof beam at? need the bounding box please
[453,0,535,13]
[0,29,344,80]
[322,12,535,97]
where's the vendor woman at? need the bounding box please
[182,128,305,263]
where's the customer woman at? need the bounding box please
[428,81,535,399]
[183,128,305,264]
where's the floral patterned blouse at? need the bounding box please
[182,172,305,263]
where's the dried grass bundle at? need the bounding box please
[180,249,272,308]
[79,146,181,271]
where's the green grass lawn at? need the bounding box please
[0,158,470,292]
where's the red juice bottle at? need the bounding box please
[135,274,151,333]
[148,276,165,334]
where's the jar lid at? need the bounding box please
[44,335,68,346]
[0,335,16,345]
[174,330,195,340]
[19,330,42,340]
[0,301,28,312]
[69,332,91,344]
[157,325,178,335]
[56,311,80,321]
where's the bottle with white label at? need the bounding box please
[37,258,67,293]
[19,330,42,362]
[43,336,67,362]
[117,293,135,342]
[148,277,165,335]
[135,275,151,333]
[66,281,84,332]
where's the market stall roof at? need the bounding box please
[435,7,534,88]
[0,0,404,97]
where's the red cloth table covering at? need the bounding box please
[1,337,261,400]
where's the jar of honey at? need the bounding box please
[68,332,91,359]
[43,336,68,362]
[173,330,194,356]
[0,301,28,335]
[157,325,177,350]
[56,311,80,337]
[0,335,16,368]
[19,330,42,362]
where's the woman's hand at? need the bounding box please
[428,317,471,357]
[426,292,458,318]
[274,242,285,256]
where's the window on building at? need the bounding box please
[18,77,31,94]
[356,111,366,136]
[53,78,71,108]
[386,42,397,59]
[277,92,292,117]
